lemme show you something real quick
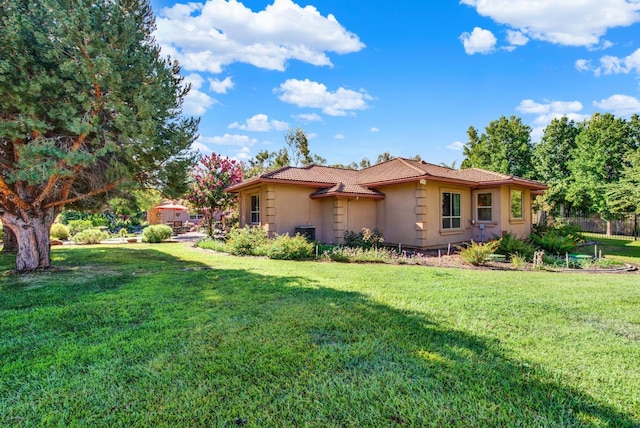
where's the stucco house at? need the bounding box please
[226,158,547,249]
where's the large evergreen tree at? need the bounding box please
[0,0,198,271]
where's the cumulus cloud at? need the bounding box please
[182,73,217,115]
[334,133,345,139]
[516,99,590,140]
[234,146,252,160]
[276,78,372,116]
[447,141,465,151]
[370,127,379,132]
[209,77,234,94]
[460,27,497,54]
[228,114,289,132]
[579,48,640,75]
[460,0,640,47]
[593,94,640,116]
[155,0,365,73]
[198,134,259,146]
[292,112,323,122]
[506,30,529,46]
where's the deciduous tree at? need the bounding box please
[0,0,198,271]
[184,154,243,236]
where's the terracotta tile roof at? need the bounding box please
[310,182,384,199]
[226,158,547,193]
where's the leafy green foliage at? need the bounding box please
[266,234,315,260]
[495,233,536,261]
[529,223,583,255]
[67,220,94,236]
[71,229,109,244]
[461,115,535,178]
[343,228,384,249]
[226,226,269,256]
[141,225,173,243]
[49,223,70,240]
[459,240,501,266]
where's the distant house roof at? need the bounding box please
[226,158,547,195]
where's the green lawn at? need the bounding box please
[1,243,639,427]
[578,234,640,265]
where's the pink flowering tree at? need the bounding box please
[185,153,243,236]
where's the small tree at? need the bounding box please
[185,154,243,236]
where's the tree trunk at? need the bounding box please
[2,226,17,253]
[1,210,56,272]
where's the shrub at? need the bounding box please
[197,238,229,253]
[529,229,581,255]
[67,219,94,236]
[142,224,173,243]
[343,228,384,249]
[226,226,269,256]
[0,222,4,241]
[459,240,501,266]
[118,228,129,238]
[496,233,536,261]
[267,233,314,260]
[510,253,528,269]
[72,228,110,244]
[50,223,70,240]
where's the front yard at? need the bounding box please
[1,243,638,426]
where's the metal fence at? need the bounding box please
[557,214,639,241]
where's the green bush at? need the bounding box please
[0,222,4,241]
[72,228,110,244]
[226,226,269,256]
[266,233,314,260]
[343,228,384,249]
[142,224,173,243]
[197,238,229,253]
[459,240,501,266]
[67,219,94,236]
[495,233,536,261]
[529,229,581,255]
[50,223,70,240]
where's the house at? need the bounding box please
[225,158,547,249]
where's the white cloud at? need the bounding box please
[276,78,372,116]
[182,73,217,115]
[460,0,640,47]
[208,76,234,94]
[447,141,465,151]
[460,27,497,54]
[234,146,252,160]
[370,127,379,132]
[191,141,213,154]
[584,48,640,75]
[334,133,345,139]
[155,0,365,73]
[198,134,259,146]
[575,59,592,72]
[593,94,640,116]
[292,112,323,122]
[506,30,529,46]
[516,99,590,141]
[228,114,289,132]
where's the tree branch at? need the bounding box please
[44,180,121,209]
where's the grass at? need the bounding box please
[578,234,640,265]
[1,243,639,427]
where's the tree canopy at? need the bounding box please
[0,0,198,271]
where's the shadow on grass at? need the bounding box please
[0,246,637,426]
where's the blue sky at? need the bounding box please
[149,0,640,167]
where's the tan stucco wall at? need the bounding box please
[147,207,188,225]
[235,181,535,248]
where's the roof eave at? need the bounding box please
[310,192,385,200]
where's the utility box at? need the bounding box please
[295,226,316,241]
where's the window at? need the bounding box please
[510,190,524,219]
[189,212,204,221]
[250,194,260,224]
[442,192,461,229]
[477,192,492,222]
